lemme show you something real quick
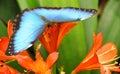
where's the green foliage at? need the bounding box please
[17,0,40,10]
[0,0,120,74]
[0,20,7,37]
[98,0,120,50]
[0,0,20,22]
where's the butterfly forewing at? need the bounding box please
[32,7,97,22]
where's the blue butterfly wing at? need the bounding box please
[32,8,97,22]
[5,7,97,56]
[6,11,46,55]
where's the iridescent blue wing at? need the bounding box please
[5,11,46,55]
[5,7,97,56]
[32,7,97,22]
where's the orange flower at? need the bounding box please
[0,20,13,52]
[0,20,29,74]
[97,43,120,74]
[0,20,29,60]
[0,61,20,74]
[71,33,102,74]
[40,22,76,53]
[16,44,59,74]
[0,20,15,60]
[71,33,120,74]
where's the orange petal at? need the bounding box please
[100,65,112,74]
[0,37,15,60]
[15,55,35,71]
[0,61,20,74]
[34,45,58,73]
[0,50,15,60]
[93,32,103,51]
[72,33,103,73]
[40,22,76,53]
[40,25,57,53]
[0,37,9,52]
[7,20,13,38]
[44,69,52,74]
[56,22,76,48]
[35,44,44,61]
[46,52,59,68]
[35,45,46,72]
[110,67,120,72]
[97,43,118,64]
[83,33,103,62]
[79,33,102,65]
[73,54,100,73]
[18,51,30,56]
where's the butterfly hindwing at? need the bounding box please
[6,11,46,55]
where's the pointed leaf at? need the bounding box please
[0,20,7,37]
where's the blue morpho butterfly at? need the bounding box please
[5,7,97,56]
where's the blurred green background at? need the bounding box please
[0,0,120,74]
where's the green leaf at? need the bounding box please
[78,1,98,74]
[8,61,25,73]
[0,20,7,37]
[0,0,20,22]
[79,0,98,49]
[58,24,88,74]
[98,0,120,49]
[39,0,79,7]
[17,0,40,10]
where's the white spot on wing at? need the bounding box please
[27,44,33,48]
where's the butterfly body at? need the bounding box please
[5,7,97,55]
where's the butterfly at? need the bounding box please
[5,7,97,56]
